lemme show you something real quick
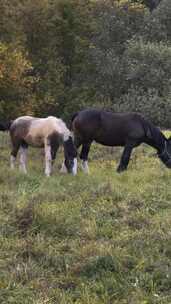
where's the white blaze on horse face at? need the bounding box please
[60,161,67,173]
[19,147,27,174]
[70,131,74,140]
[10,155,16,169]
[45,145,52,177]
[72,158,77,175]
[81,160,89,174]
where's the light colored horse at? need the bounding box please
[9,116,77,176]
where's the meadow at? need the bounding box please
[0,132,171,304]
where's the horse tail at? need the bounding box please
[0,120,13,132]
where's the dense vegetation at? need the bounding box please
[0,132,171,303]
[0,0,171,126]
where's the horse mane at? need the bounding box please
[70,112,79,130]
[71,112,79,123]
[140,115,166,148]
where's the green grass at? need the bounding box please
[0,134,171,304]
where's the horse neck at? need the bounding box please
[145,124,166,153]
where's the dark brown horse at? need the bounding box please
[70,109,171,173]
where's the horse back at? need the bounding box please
[10,116,69,147]
[72,109,146,146]
[95,112,143,145]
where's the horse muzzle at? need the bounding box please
[65,158,77,175]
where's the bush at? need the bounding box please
[108,39,171,127]
[142,0,171,42]
[125,40,171,95]
[112,87,171,127]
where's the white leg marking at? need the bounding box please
[45,145,52,177]
[10,155,16,169]
[60,161,67,173]
[72,158,77,175]
[81,160,89,174]
[70,131,74,140]
[19,147,27,173]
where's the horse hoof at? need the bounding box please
[117,167,126,173]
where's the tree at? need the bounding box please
[20,0,95,119]
[116,39,171,126]
[88,0,145,101]
[0,0,25,44]
[0,43,35,119]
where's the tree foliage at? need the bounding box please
[0,0,170,126]
[0,43,35,119]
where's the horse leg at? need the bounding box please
[10,142,20,169]
[51,144,59,174]
[60,145,69,174]
[44,143,52,177]
[117,143,134,173]
[51,145,59,165]
[80,142,91,174]
[19,144,28,174]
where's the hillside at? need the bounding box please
[0,133,171,303]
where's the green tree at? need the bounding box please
[141,0,171,42]
[0,0,25,44]
[19,0,95,119]
[116,40,171,126]
[89,0,145,101]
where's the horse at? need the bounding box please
[65,108,171,173]
[9,116,77,176]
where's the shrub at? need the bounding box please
[113,87,171,127]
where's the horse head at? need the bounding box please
[63,136,77,175]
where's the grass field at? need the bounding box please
[0,132,171,304]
